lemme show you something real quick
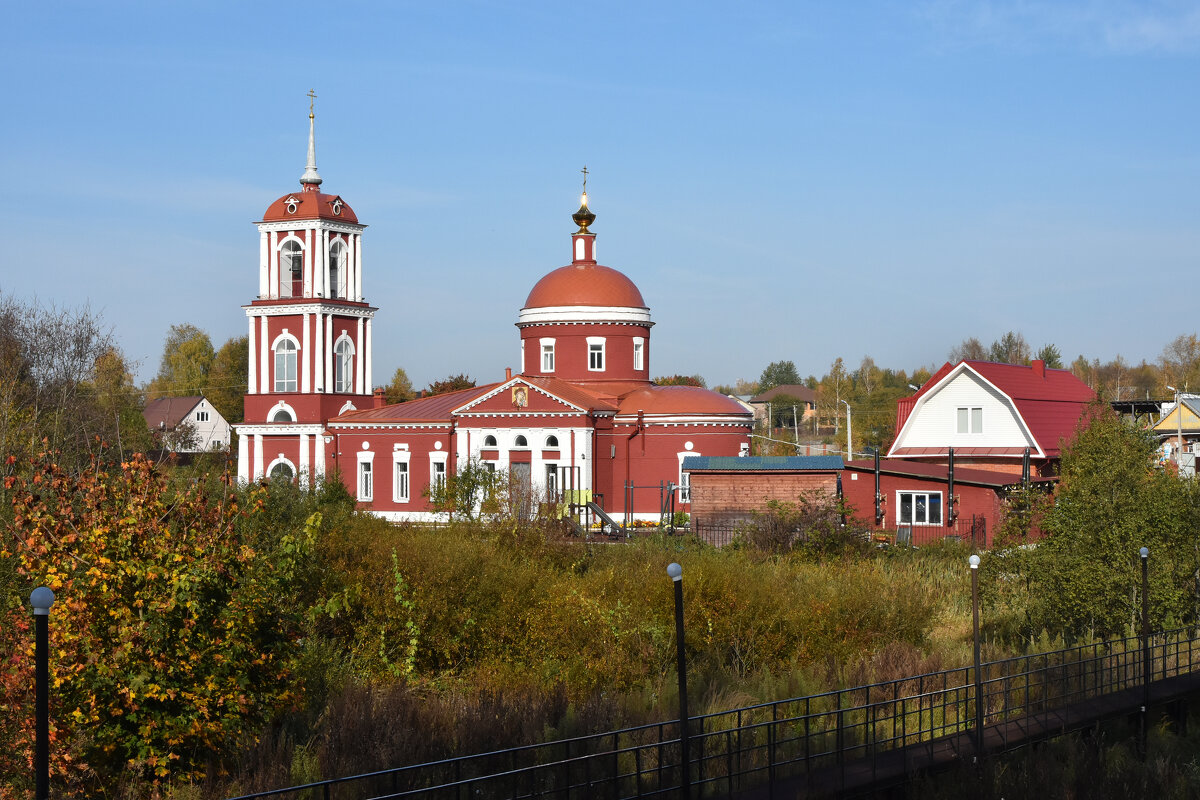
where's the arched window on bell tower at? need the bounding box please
[329,240,346,299]
[333,336,355,393]
[279,240,303,298]
[274,338,298,392]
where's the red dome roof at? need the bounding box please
[524,263,646,309]
[261,190,358,224]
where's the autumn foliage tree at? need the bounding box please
[0,451,313,796]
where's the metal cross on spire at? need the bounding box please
[581,165,588,193]
[307,88,317,117]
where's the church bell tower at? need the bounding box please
[236,94,377,483]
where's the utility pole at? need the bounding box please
[840,400,851,461]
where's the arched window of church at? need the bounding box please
[484,435,497,447]
[271,408,294,422]
[328,241,346,299]
[514,435,528,448]
[334,338,355,393]
[279,241,303,298]
[274,339,298,392]
[545,435,559,448]
[270,462,294,481]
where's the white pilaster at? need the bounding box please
[365,318,373,395]
[314,432,326,478]
[253,434,264,480]
[299,433,310,487]
[301,313,311,393]
[314,310,324,392]
[356,317,365,394]
[303,229,312,297]
[320,230,330,299]
[247,315,257,394]
[260,317,270,393]
[259,231,269,298]
[325,315,334,392]
[354,233,363,301]
[238,430,249,483]
[269,231,278,299]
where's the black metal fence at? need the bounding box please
[225,628,1200,800]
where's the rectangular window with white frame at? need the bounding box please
[430,457,447,492]
[956,407,983,434]
[633,337,644,371]
[393,460,410,503]
[677,451,698,503]
[357,458,374,501]
[587,337,605,372]
[897,491,942,525]
[196,410,209,422]
[540,338,555,372]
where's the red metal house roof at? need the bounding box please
[892,360,1095,459]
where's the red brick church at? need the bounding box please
[236,111,752,521]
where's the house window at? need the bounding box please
[394,462,409,502]
[956,407,983,434]
[328,241,346,299]
[358,460,373,501]
[898,491,942,525]
[633,338,644,371]
[540,338,555,372]
[274,339,298,392]
[334,338,355,393]
[195,410,209,422]
[587,337,605,371]
[279,241,303,298]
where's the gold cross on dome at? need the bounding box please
[307,88,317,115]
[580,165,588,192]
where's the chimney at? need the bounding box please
[1032,359,1045,379]
[374,387,385,408]
[505,367,512,381]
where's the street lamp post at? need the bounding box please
[1140,546,1150,759]
[667,563,691,799]
[30,586,55,800]
[969,555,984,758]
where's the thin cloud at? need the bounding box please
[915,0,1200,55]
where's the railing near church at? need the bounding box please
[225,627,1200,800]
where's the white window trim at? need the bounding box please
[333,334,356,393]
[633,337,644,371]
[956,406,983,434]
[587,336,606,372]
[429,452,449,491]
[269,400,298,423]
[272,332,301,393]
[328,239,347,299]
[277,236,306,298]
[357,450,375,501]
[677,451,698,503]
[540,337,556,373]
[393,449,411,503]
[897,490,943,526]
[266,455,297,481]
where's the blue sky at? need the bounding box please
[3,1,1198,390]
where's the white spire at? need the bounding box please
[301,90,322,188]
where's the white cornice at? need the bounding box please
[235,423,325,435]
[256,219,366,235]
[244,303,377,319]
[517,306,653,326]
